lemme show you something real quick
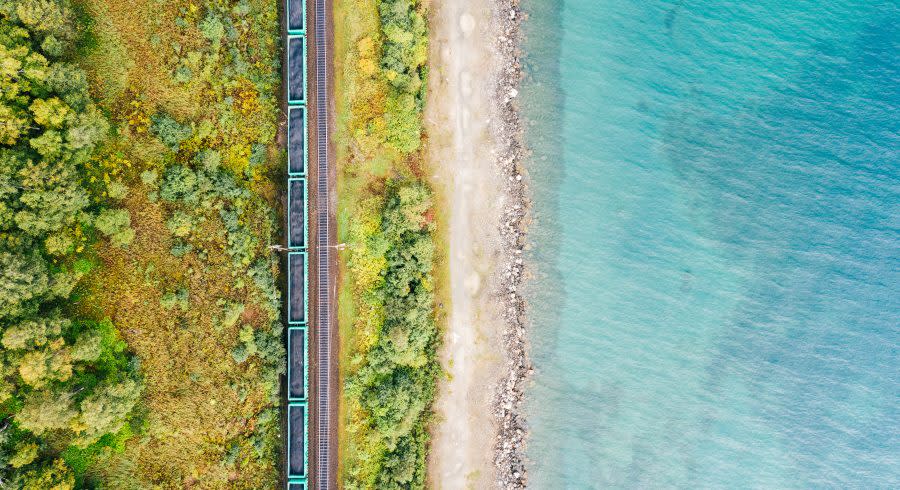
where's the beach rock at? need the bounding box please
[489,1,532,488]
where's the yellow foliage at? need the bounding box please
[18,341,72,388]
[357,36,375,58]
[125,97,151,133]
[233,78,261,117]
[30,98,70,128]
[0,104,27,145]
[357,57,376,76]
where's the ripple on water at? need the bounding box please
[521,0,900,487]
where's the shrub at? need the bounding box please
[159,166,199,202]
[106,180,128,200]
[231,343,251,364]
[139,169,158,187]
[170,239,193,257]
[385,92,422,153]
[220,301,245,328]
[165,210,195,238]
[199,13,224,43]
[174,65,193,83]
[160,287,189,310]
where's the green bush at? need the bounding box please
[199,13,224,43]
[165,210,196,238]
[159,165,199,203]
[385,92,422,154]
[378,0,428,153]
[170,239,193,257]
[106,180,129,200]
[160,287,189,311]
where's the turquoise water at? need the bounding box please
[521,1,899,488]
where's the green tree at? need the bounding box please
[70,330,102,362]
[0,2,143,483]
[0,0,75,43]
[0,251,51,320]
[346,181,438,488]
[378,0,428,153]
[95,208,135,247]
[72,379,142,447]
[15,391,77,436]
[0,104,29,145]
[1,315,68,350]
[18,458,75,490]
[16,343,73,388]
[8,442,39,469]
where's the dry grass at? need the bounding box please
[77,192,277,488]
[80,0,202,117]
[332,0,383,481]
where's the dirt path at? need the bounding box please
[426,0,507,488]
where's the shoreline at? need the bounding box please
[423,0,530,486]
[489,0,531,488]
[424,0,529,486]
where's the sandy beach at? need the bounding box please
[426,0,529,488]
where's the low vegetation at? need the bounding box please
[2,0,285,487]
[335,0,441,487]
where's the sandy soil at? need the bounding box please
[425,0,508,488]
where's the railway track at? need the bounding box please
[312,0,333,486]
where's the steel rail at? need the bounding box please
[313,0,332,486]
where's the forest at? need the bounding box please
[334,0,440,487]
[1,0,285,487]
